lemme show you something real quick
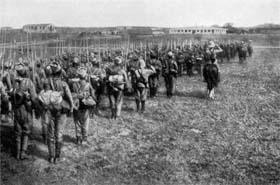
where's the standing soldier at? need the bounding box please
[134,59,155,112]
[12,63,38,160]
[67,56,80,92]
[162,52,178,98]
[148,52,162,98]
[106,57,128,119]
[88,58,106,113]
[0,79,9,117]
[72,67,96,145]
[47,61,74,163]
[247,40,253,57]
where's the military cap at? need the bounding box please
[15,63,27,72]
[77,67,88,78]
[114,57,122,65]
[50,61,61,73]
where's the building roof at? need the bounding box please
[23,23,54,27]
[170,26,227,30]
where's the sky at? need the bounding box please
[0,0,279,28]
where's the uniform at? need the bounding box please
[162,52,178,98]
[107,58,128,119]
[47,62,74,163]
[134,59,155,112]
[12,64,38,160]
[148,58,162,98]
[72,67,96,145]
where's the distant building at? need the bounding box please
[169,27,227,34]
[0,27,13,31]
[23,23,56,33]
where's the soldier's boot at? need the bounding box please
[54,142,65,163]
[136,100,140,112]
[76,136,82,145]
[141,101,145,113]
[20,136,31,160]
[48,140,55,163]
[42,134,47,144]
[111,108,115,119]
[15,138,21,160]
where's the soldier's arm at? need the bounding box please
[89,85,97,102]
[28,80,38,101]
[5,72,12,90]
[63,83,74,111]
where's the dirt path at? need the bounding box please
[1,48,280,185]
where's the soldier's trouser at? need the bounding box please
[135,87,148,112]
[73,109,89,141]
[48,112,66,159]
[41,110,50,141]
[108,90,123,118]
[164,74,176,97]
[149,76,159,98]
[14,106,32,157]
[135,87,148,101]
[178,63,183,75]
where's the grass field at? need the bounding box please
[1,46,280,185]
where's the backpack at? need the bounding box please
[38,90,63,110]
[79,83,96,108]
[108,74,125,91]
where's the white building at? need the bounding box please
[23,23,56,33]
[169,27,227,34]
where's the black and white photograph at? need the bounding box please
[0,0,280,184]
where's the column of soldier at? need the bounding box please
[0,39,253,163]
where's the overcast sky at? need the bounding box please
[1,0,279,28]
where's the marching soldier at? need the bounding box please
[12,63,38,160]
[67,56,80,91]
[162,52,178,98]
[47,61,74,163]
[106,57,128,119]
[72,67,96,145]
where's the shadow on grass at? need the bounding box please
[175,90,207,99]
[63,135,76,144]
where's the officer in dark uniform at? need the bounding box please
[148,51,162,98]
[162,52,178,98]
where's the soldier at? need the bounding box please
[72,67,96,145]
[47,61,74,163]
[134,59,155,112]
[88,58,106,113]
[148,52,162,98]
[162,52,178,98]
[38,65,52,144]
[67,56,80,91]
[106,57,128,119]
[0,80,9,117]
[12,63,38,160]
[247,40,253,57]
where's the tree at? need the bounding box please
[211,24,220,28]
[223,23,234,28]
